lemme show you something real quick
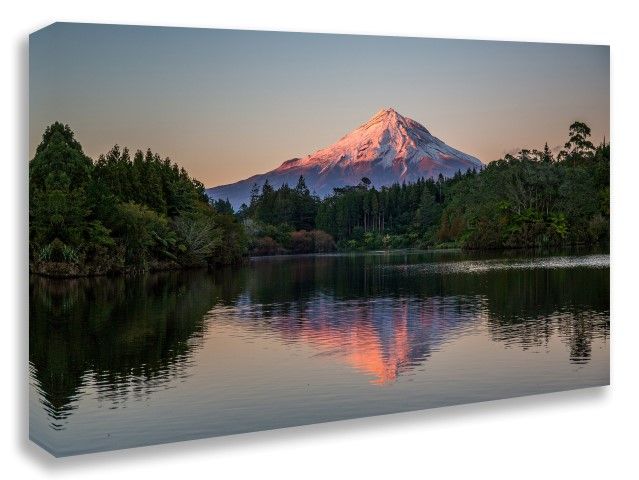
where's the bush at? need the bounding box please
[363,232,382,250]
[111,202,176,265]
[173,213,218,266]
[252,236,285,256]
[288,230,337,254]
[290,230,314,254]
[311,230,336,253]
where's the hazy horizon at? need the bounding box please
[30,23,610,187]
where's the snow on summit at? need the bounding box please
[207,108,483,209]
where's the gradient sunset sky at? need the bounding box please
[30,23,609,187]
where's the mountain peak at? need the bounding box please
[207,109,483,208]
[366,107,408,125]
[354,108,427,141]
[375,107,399,117]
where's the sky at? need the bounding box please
[29,23,610,187]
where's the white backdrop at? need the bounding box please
[3,1,637,478]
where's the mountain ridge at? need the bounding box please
[207,108,483,209]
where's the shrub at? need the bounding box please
[173,214,217,266]
[252,236,285,256]
[311,230,336,253]
[290,230,314,254]
[111,202,176,265]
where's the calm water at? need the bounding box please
[29,249,610,456]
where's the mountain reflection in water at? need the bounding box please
[29,250,609,451]
[210,296,485,385]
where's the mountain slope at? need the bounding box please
[207,108,483,209]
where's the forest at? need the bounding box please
[240,121,609,253]
[29,123,246,276]
[29,121,609,276]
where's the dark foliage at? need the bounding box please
[245,122,609,252]
[239,175,337,255]
[29,123,246,276]
[30,121,609,270]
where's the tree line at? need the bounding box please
[29,121,609,276]
[240,121,609,252]
[29,122,246,276]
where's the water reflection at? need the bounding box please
[210,295,484,384]
[29,272,218,428]
[29,250,609,432]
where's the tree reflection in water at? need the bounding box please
[30,251,609,428]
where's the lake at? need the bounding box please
[29,249,610,456]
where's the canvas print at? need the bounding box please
[29,23,610,456]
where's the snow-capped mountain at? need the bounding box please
[207,108,483,209]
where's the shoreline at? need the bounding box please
[30,244,609,279]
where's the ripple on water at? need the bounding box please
[383,254,609,275]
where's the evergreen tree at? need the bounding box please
[30,123,247,275]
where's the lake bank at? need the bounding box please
[30,244,609,278]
